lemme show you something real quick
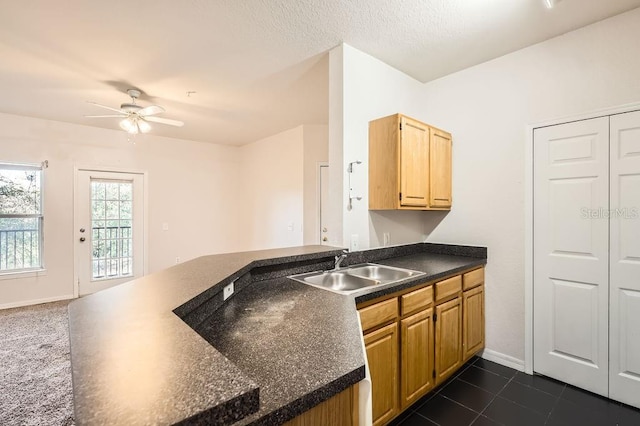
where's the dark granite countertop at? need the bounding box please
[349,249,487,304]
[196,278,366,425]
[68,246,346,426]
[68,243,486,426]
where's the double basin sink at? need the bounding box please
[289,263,425,295]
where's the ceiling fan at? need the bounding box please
[86,89,184,134]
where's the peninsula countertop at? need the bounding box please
[68,243,486,425]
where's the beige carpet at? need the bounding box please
[0,300,75,426]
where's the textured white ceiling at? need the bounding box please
[1,0,639,145]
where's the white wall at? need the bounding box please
[331,9,640,362]
[412,8,640,361]
[238,126,305,250]
[327,46,345,248]
[0,112,242,309]
[330,44,445,251]
[0,114,326,308]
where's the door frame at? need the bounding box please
[73,165,149,298]
[317,162,329,245]
[524,101,640,374]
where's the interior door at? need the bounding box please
[399,116,429,207]
[76,170,144,296]
[533,117,610,396]
[319,164,330,245]
[609,111,640,408]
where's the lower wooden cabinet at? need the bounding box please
[358,266,485,425]
[284,384,359,426]
[463,282,485,362]
[400,308,435,409]
[435,296,463,385]
[364,322,399,426]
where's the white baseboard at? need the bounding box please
[0,294,76,311]
[480,348,526,372]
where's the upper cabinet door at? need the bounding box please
[400,116,429,207]
[368,113,452,210]
[429,128,452,208]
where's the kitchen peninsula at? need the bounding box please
[68,243,486,425]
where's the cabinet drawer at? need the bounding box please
[463,268,484,291]
[401,286,433,316]
[435,275,462,303]
[359,298,398,332]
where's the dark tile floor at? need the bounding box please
[389,357,640,426]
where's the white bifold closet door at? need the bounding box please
[609,111,640,408]
[534,110,640,408]
[533,117,610,397]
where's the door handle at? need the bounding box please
[79,237,86,242]
[322,237,328,242]
[79,228,85,233]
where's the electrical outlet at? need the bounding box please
[223,282,234,301]
[175,257,181,264]
[383,232,390,246]
[162,223,169,231]
[350,234,359,251]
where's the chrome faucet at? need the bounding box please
[333,250,348,270]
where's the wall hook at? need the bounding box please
[347,160,363,211]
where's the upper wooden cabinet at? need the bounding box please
[429,128,453,208]
[369,114,452,211]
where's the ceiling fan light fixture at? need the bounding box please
[88,89,183,134]
[137,119,151,133]
[119,116,151,134]
[119,117,137,134]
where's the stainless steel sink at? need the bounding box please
[300,271,381,293]
[289,263,425,295]
[346,264,423,282]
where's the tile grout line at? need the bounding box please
[406,358,640,426]
[543,384,567,426]
[410,358,484,426]
[477,368,516,425]
[510,372,568,398]
[420,359,478,404]
[397,360,478,426]
[404,358,530,426]
[471,359,571,423]
[458,358,516,425]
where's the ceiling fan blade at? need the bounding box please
[137,105,165,117]
[84,114,126,118]
[144,116,184,127]
[87,101,125,114]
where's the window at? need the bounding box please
[90,179,133,280]
[0,163,43,273]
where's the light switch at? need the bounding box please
[162,223,169,231]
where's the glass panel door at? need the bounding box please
[75,170,144,296]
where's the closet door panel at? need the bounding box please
[609,110,640,409]
[533,117,609,397]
